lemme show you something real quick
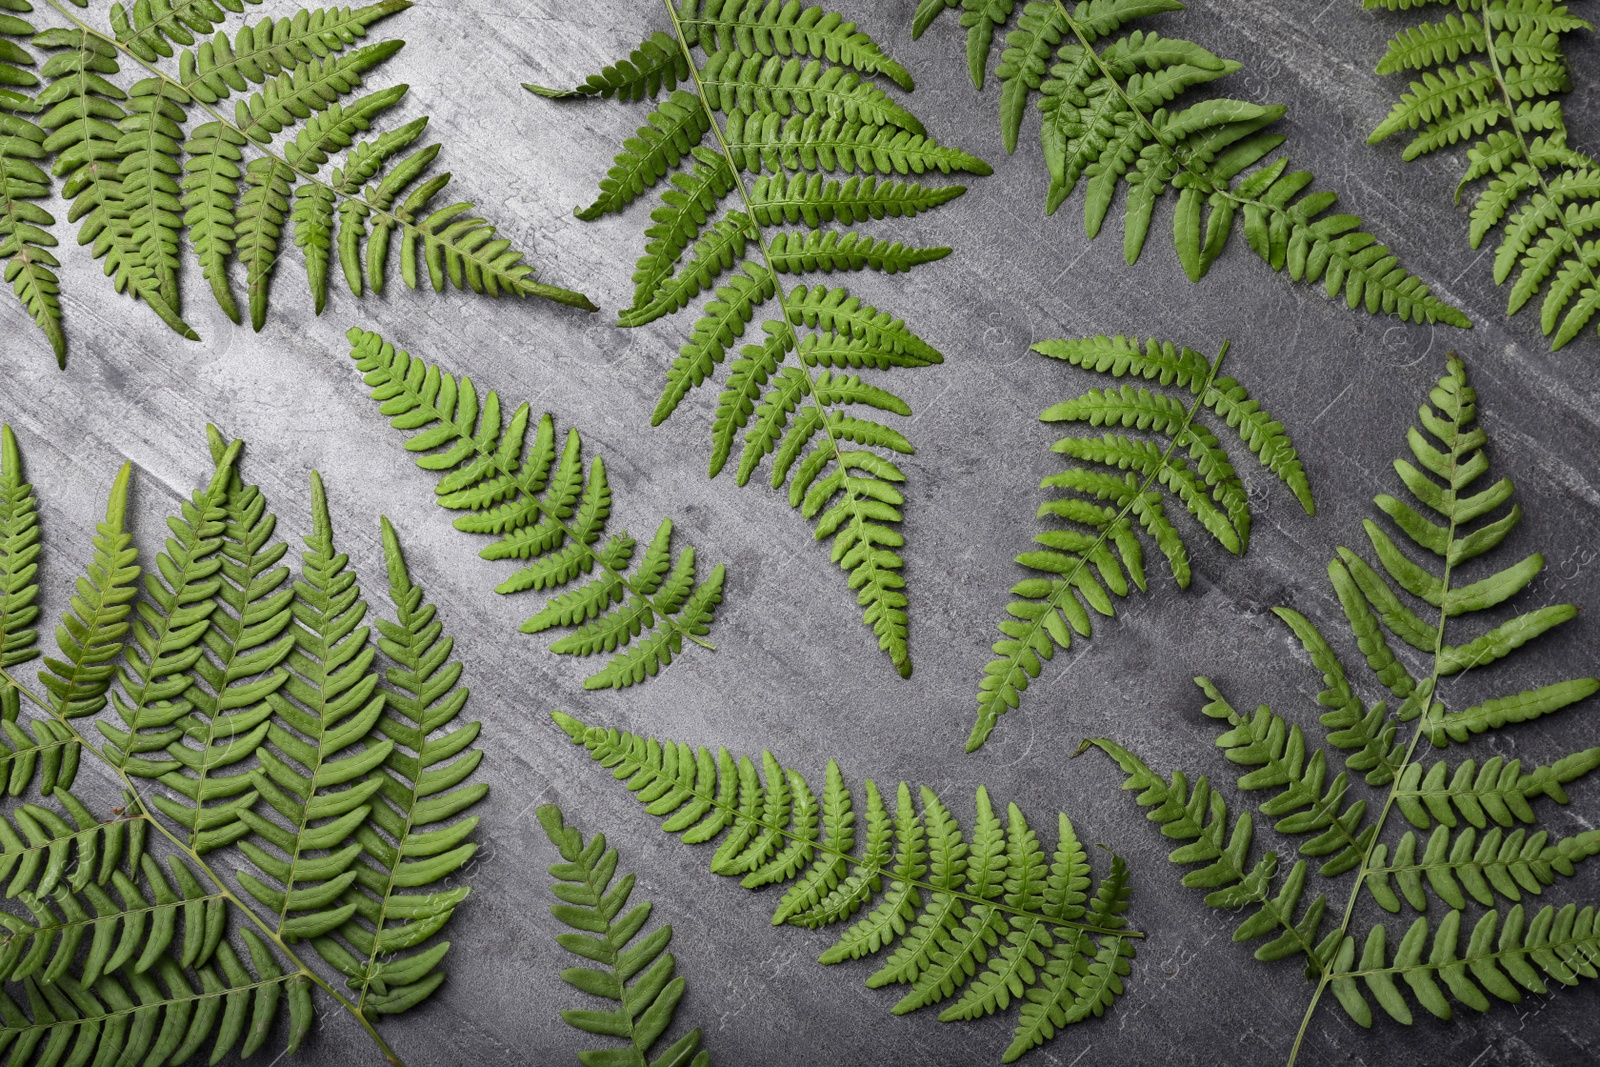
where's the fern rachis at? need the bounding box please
[970,334,1315,751]
[910,0,1470,327]
[533,0,991,678]
[1091,354,1600,1064]
[0,420,490,1064]
[0,0,596,368]
[553,710,1139,1063]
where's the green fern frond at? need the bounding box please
[534,0,987,678]
[913,0,1469,327]
[539,804,713,1067]
[970,335,1314,751]
[1090,353,1600,1062]
[553,709,1138,1063]
[5,0,594,365]
[346,326,726,691]
[0,423,491,1065]
[1366,0,1599,348]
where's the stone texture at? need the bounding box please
[0,1,1597,1065]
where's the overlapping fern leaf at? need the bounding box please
[1365,1,1599,350]
[0,0,595,368]
[530,0,991,678]
[0,420,490,1062]
[1089,354,1600,1064]
[539,804,714,1067]
[347,325,726,691]
[970,334,1314,751]
[553,710,1138,1063]
[912,0,1469,327]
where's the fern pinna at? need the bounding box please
[911,1,1469,327]
[0,0,594,368]
[347,326,726,691]
[0,420,488,1064]
[553,710,1138,1063]
[1365,1,1599,350]
[539,804,714,1067]
[970,335,1314,751]
[529,1,991,679]
[1089,354,1600,1064]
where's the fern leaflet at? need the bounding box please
[1090,354,1600,1064]
[1365,0,1599,349]
[913,0,1470,327]
[554,709,1138,1063]
[971,334,1314,750]
[0,420,491,1064]
[532,0,992,678]
[0,0,595,367]
[539,804,714,1067]
[347,325,726,691]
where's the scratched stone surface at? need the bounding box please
[1,1,1598,1065]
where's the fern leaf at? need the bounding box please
[914,0,1468,326]
[347,327,725,690]
[538,804,712,1067]
[543,2,982,677]
[554,710,1138,1062]
[970,336,1314,751]
[1092,352,1600,1056]
[0,14,64,365]
[1366,1,1599,348]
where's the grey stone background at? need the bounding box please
[1,0,1597,1064]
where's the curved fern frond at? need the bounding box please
[0,423,495,1065]
[970,335,1314,751]
[347,326,726,690]
[1365,0,1599,348]
[554,709,1138,1063]
[304,516,486,1016]
[539,804,713,1067]
[1091,353,1600,1063]
[912,0,1469,327]
[533,0,989,678]
[4,0,595,365]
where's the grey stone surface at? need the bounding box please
[1,1,1598,1064]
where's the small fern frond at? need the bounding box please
[347,326,726,690]
[1365,0,1599,348]
[554,710,1139,1063]
[970,335,1314,751]
[539,804,713,1067]
[913,0,1469,327]
[1091,352,1600,1061]
[535,0,986,678]
[4,0,595,365]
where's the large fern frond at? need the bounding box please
[912,0,1469,327]
[0,421,490,1064]
[1090,353,1600,1063]
[970,334,1315,750]
[347,326,725,691]
[2,0,595,366]
[539,804,714,1067]
[532,0,990,678]
[1365,0,1598,349]
[553,709,1138,1063]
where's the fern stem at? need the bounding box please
[37,0,597,313]
[970,341,1229,751]
[355,348,717,655]
[0,664,410,1067]
[661,0,917,676]
[1473,15,1599,348]
[1287,381,1470,1067]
